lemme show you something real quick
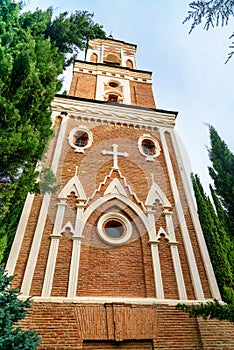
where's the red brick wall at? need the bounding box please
[69,72,97,99]
[130,81,156,108]
[21,302,234,349]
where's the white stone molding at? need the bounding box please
[150,243,164,299]
[60,221,74,235]
[146,207,164,299]
[67,200,86,297]
[138,134,161,162]
[164,211,187,300]
[97,212,132,246]
[170,130,221,300]
[82,193,151,240]
[101,144,129,170]
[160,128,204,300]
[95,75,131,104]
[67,236,83,298]
[58,175,87,200]
[90,168,143,208]
[52,96,177,129]
[20,114,68,297]
[20,192,51,296]
[6,193,35,276]
[25,295,218,305]
[68,125,93,153]
[145,182,171,207]
[41,235,61,297]
[104,178,128,197]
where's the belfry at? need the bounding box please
[6,38,233,348]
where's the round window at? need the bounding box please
[97,213,132,246]
[68,126,93,153]
[138,134,161,161]
[109,81,119,88]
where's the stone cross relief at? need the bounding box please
[101,144,128,170]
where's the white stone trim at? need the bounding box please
[20,115,68,297]
[150,242,164,299]
[67,236,83,298]
[58,175,86,200]
[97,212,132,246]
[145,182,171,207]
[20,192,51,296]
[41,235,61,297]
[160,128,204,300]
[82,193,150,239]
[6,193,35,276]
[21,295,217,306]
[95,75,131,104]
[104,178,128,197]
[52,96,177,129]
[170,130,221,300]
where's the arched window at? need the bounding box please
[107,94,119,103]
[90,53,98,63]
[104,53,121,66]
[126,59,133,69]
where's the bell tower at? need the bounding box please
[6,38,233,349]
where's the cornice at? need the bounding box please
[52,96,177,129]
[73,60,153,80]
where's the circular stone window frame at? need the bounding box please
[97,212,132,246]
[138,133,161,162]
[68,125,93,153]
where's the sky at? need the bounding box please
[25,1,234,192]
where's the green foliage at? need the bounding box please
[177,299,234,322]
[208,126,234,235]
[0,266,41,349]
[184,1,234,61]
[0,0,106,264]
[178,127,234,323]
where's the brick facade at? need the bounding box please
[7,38,234,348]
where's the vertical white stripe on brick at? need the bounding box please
[170,130,221,300]
[164,211,187,300]
[67,237,83,298]
[41,236,61,297]
[6,193,35,276]
[41,200,67,297]
[160,128,204,300]
[67,202,85,297]
[147,211,164,299]
[20,115,68,296]
[150,243,164,299]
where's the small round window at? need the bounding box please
[138,134,161,161]
[68,126,93,153]
[109,81,119,88]
[97,213,132,246]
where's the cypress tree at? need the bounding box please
[177,128,234,322]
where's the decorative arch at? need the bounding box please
[82,193,150,238]
[58,175,86,200]
[145,182,171,208]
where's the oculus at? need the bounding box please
[138,134,161,161]
[68,126,93,153]
[97,212,132,246]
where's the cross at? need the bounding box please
[101,144,128,170]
